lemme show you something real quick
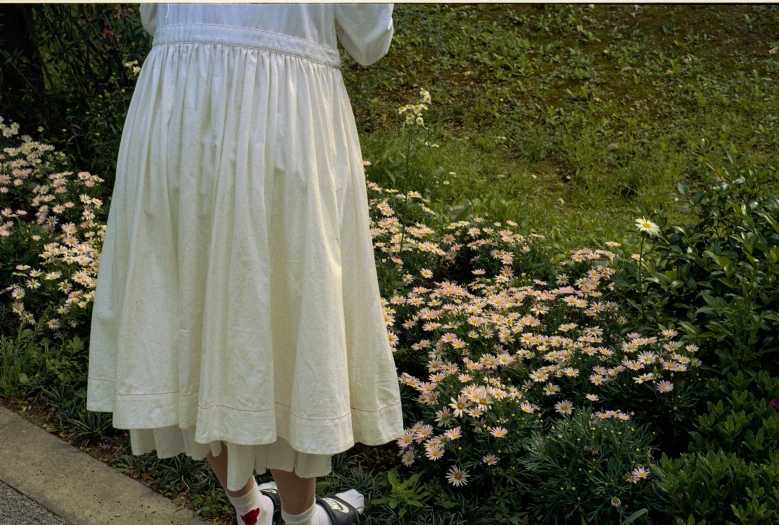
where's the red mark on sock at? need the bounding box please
[240,507,260,525]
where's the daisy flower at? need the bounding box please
[449,396,470,417]
[424,442,444,461]
[414,424,434,443]
[656,380,674,393]
[400,449,415,467]
[554,400,575,415]
[543,383,561,396]
[396,430,415,449]
[633,373,655,384]
[465,407,483,418]
[430,372,447,383]
[637,352,656,364]
[435,408,453,427]
[635,217,660,236]
[630,466,651,483]
[586,394,599,402]
[446,466,469,487]
[482,454,499,466]
[490,427,508,438]
[444,427,462,441]
[426,435,447,447]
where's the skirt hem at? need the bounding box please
[129,426,333,491]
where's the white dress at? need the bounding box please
[86,3,403,491]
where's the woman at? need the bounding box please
[86,4,404,525]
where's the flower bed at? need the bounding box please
[2,108,779,523]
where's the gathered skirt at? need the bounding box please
[86,37,404,491]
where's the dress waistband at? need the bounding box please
[152,24,341,69]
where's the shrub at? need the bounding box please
[0,324,86,398]
[690,371,779,463]
[604,149,779,376]
[517,408,663,524]
[655,450,779,525]
[1,4,151,186]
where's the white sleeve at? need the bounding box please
[334,4,394,67]
[140,3,158,38]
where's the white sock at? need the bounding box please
[227,477,274,525]
[282,502,317,525]
[281,489,365,525]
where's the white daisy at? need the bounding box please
[446,466,469,487]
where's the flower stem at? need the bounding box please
[399,125,413,251]
[638,235,645,322]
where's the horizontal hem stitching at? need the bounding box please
[89,378,401,419]
[151,40,341,70]
[351,401,401,413]
[198,403,275,413]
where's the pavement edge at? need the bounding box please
[0,406,209,525]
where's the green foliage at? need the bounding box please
[155,454,218,494]
[347,4,779,240]
[0,325,86,397]
[653,371,779,523]
[62,408,114,447]
[606,148,779,376]
[372,469,431,519]
[654,450,779,525]
[690,371,779,463]
[1,5,150,188]
[516,409,663,524]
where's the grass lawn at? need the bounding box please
[342,4,779,243]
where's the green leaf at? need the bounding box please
[622,508,649,524]
[702,293,719,308]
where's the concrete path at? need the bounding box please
[0,479,71,525]
[0,406,210,525]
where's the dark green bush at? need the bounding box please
[1,4,150,188]
[655,450,779,525]
[607,147,779,376]
[690,371,779,463]
[516,408,664,524]
[0,325,86,398]
[653,367,779,523]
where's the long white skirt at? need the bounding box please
[86,40,404,491]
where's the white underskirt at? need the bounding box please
[129,427,332,491]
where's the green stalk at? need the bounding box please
[638,235,645,322]
[398,124,414,253]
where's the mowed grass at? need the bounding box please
[340,4,779,243]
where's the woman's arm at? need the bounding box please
[140,3,158,38]
[334,4,394,67]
